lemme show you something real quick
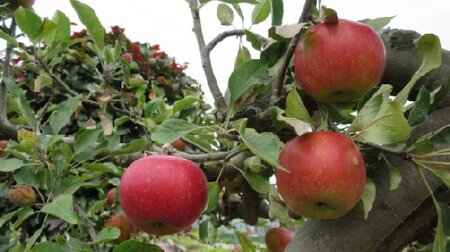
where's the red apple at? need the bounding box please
[276,131,366,219]
[106,188,116,207]
[0,140,7,156]
[265,227,293,252]
[104,214,138,243]
[171,138,186,152]
[119,155,208,235]
[9,185,36,206]
[294,19,386,103]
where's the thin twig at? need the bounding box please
[270,0,316,104]
[189,1,228,121]
[206,29,267,53]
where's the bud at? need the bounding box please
[9,185,36,206]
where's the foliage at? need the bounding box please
[0,0,449,251]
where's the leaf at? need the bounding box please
[218,0,258,4]
[269,23,305,41]
[205,182,219,213]
[240,170,270,194]
[358,16,396,32]
[268,186,295,224]
[31,242,65,252]
[41,194,79,224]
[285,88,312,123]
[245,30,262,51]
[173,96,199,114]
[74,128,102,155]
[252,0,270,25]
[432,201,450,252]
[395,34,442,105]
[356,100,411,145]
[0,30,18,46]
[235,231,256,252]
[260,41,286,67]
[97,112,113,136]
[151,119,201,144]
[13,207,34,229]
[270,0,283,26]
[113,240,163,252]
[199,220,209,242]
[228,59,268,104]
[14,7,43,42]
[109,138,148,156]
[234,45,252,68]
[0,210,19,229]
[408,85,430,126]
[93,227,120,243]
[51,11,71,46]
[14,166,40,188]
[430,80,450,111]
[217,3,234,26]
[49,96,81,134]
[5,78,37,131]
[381,154,402,191]
[0,159,24,172]
[26,223,44,250]
[362,178,376,219]
[70,0,105,52]
[83,162,120,176]
[232,4,244,20]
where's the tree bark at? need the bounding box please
[287,29,450,252]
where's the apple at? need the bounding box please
[0,140,7,156]
[106,188,116,207]
[104,214,138,243]
[276,131,366,219]
[171,138,186,152]
[119,155,208,235]
[122,52,133,63]
[265,227,293,252]
[9,185,36,206]
[294,18,386,103]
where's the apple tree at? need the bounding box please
[0,0,449,251]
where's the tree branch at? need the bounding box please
[0,18,19,140]
[189,1,228,121]
[206,29,267,53]
[270,0,316,104]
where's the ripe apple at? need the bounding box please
[106,188,116,207]
[276,131,366,219]
[171,138,186,152]
[104,214,138,243]
[119,155,208,235]
[294,19,386,103]
[265,227,293,252]
[9,184,36,206]
[0,140,7,156]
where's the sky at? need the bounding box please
[30,0,450,104]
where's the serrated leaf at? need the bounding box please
[15,7,43,42]
[270,0,283,26]
[356,100,411,145]
[49,96,81,134]
[151,119,201,144]
[41,194,79,224]
[395,34,442,105]
[113,240,163,252]
[0,159,24,172]
[74,128,102,155]
[252,0,270,25]
[285,88,312,123]
[70,0,105,52]
[205,182,219,213]
[93,227,120,243]
[359,16,395,32]
[5,78,37,131]
[235,231,256,252]
[217,3,234,26]
[240,170,270,194]
[83,162,120,176]
[408,85,430,126]
[362,178,376,219]
[228,59,268,104]
[110,138,148,156]
[173,96,199,114]
[245,30,262,51]
[234,46,252,68]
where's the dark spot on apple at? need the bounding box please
[150,222,165,228]
[314,202,328,209]
[331,90,344,97]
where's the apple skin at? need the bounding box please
[171,138,186,152]
[9,185,36,206]
[294,19,386,103]
[106,188,116,207]
[119,155,208,235]
[265,227,293,252]
[104,214,138,243]
[276,131,366,219]
[0,140,7,156]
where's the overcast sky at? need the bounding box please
[31,0,450,104]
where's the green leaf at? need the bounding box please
[0,159,24,172]
[13,207,34,229]
[362,178,376,219]
[260,41,287,67]
[49,96,81,134]
[218,0,258,4]
[232,4,244,20]
[252,0,270,25]
[14,7,43,42]
[14,166,40,188]
[0,30,18,46]
[51,11,71,45]
[93,227,120,243]
[74,128,102,155]
[70,0,105,52]
[358,16,395,32]
[245,30,262,51]
[234,45,252,68]
[205,182,219,213]
[381,154,402,191]
[285,88,312,123]
[395,34,442,105]
[83,162,120,176]
[270,0,283,26]
[235,231,256,252]
[240,170,270,194]
[113,240,163,252]
[433,201,450,252]
[228,59,268,104]
[217,3,234,26]
[408,85,430,126]
[173,96,199,114]
[269,23,305,41]
[429,168,450,188]
[199,220,209,242]
[26,223,44,250]
[5,77,37,131]
[41,194,79,224]
[151,119,201,144]
[409,125,450,153]
[430,80,450,111]
[109,138,148,156]
[32,242,65,252]
[355,100,411,145]
[0,210,19,229]
[268,186,296,224]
